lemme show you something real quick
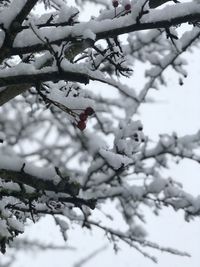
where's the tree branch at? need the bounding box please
[0,0,39,62]
[0,163,80,196]
[0,84,29,106]
[0,186,96,210]
[10,3,200,56]
[0,68,89,87]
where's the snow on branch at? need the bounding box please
[7,1,200,56]
[0,0,200,262]
[0,153,81,195]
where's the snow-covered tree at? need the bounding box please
[0,0,200,264]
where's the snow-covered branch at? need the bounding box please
[0,0,200,263]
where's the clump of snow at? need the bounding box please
[148,177,168,194]
[99,148,132,170]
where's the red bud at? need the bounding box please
[125,3,131,11]
[85,107,94,116]
[77,120,86,131]
[112,0,119,8]
[79,112,88,121]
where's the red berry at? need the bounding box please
[85,107,94,116]
[125,3,131,11]
[77,120,86,131]
[112,0,119,8]
[79,112,88,121]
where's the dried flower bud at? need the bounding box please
[112,0,119,8]
[125,3,131,11]
[79,112,88,121]
[85,107,95,116]
[77,120,86,131]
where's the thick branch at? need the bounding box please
[96,13,200,40]
[11,0,39,26]
[0,0,38,62]
[0,84,29,106]
[9,3,200,56]
[0,164,80,196]
[149,0,179,8]
[0,187,96,210]
[0,69,89,87]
